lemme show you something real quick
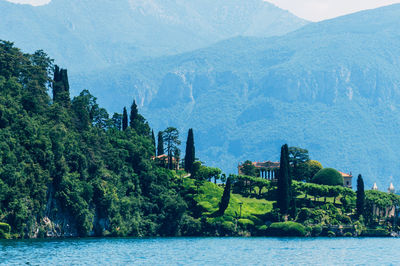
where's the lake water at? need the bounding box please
[1,237,399,265]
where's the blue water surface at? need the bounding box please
[0,237,398,265]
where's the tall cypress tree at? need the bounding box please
[151,130,156,156]
[286,145,296,217]
[277,144,290,215]
[52,65,71,107]
[157,131,164,156]
[122,107,128,131]
[218,176,232,216]
[184,128,195,174]
[356,174,365,218]
[129,100,138,129]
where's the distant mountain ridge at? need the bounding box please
[0,0,308,72]
[73,4,400,188]
[3,0,400,188]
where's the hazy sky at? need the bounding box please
[5,0,400,22]
[267,0,400,21]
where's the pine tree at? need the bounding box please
[184,128,195,174]
[122,107,128,131]
[162,127,181,170]
[151,130,156,156]
[129,100,138,129]
[157,131,164,156]
[356,174,365,218]
[277,144,290,215]
[218,176,232,216]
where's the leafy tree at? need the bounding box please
[304,160,323,182]
[312,168,343,186]
[218,176,232,216]
[122,107,128,131]
[157,131,164,156]
[328,186,341,204]
[192,164,221,184]
[289,147,310,180]
[112,113,122,130]
[277,144,290,215]
[210,168,222,184]
[184,128,195,174]
[241,160,258,177]
[162,127,181,170]
[288,147,310,166]
[356,174,365,218]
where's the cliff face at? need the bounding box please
[26,185,110,238]
[72,5,400,188]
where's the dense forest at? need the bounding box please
[1,41,399,239]
[0,41,195,238]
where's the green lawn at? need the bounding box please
[183,178,273,227]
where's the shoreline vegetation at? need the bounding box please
[0,41,399,240]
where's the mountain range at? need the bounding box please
[0,0,307,72]
[2,0,400,188]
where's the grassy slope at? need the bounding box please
[182,178,273,228]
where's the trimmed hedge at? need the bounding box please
[267,222,306,237]
[312,168,343,186]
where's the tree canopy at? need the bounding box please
[0,41,191,238]
[312,168,343,186]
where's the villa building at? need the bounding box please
[152,154,179,170]
[339,171,353,189]
[238,161,280,180]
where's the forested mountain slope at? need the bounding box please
[76,4,400,188]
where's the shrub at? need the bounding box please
[221,221,235,232]
[238,219,254,227]
[0,222,11,239]
[296,208,311,223]
[267,222,306,237]
[0,223,11,233]
[344,232,353,237]
[311,209,325,224]
[264,210,282,223]
[327,231,336,237]
[337,215,352,225]
[258,225,268,231]
[179,215,202,236]
[312,168,343,186]
[311,225,323,237]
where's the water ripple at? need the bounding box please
[0,237,399,265]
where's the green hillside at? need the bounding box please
[0,41,193,238]
[1,41,400,239]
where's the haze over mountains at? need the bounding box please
[2,0,400,187]
[0,0,307,71]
